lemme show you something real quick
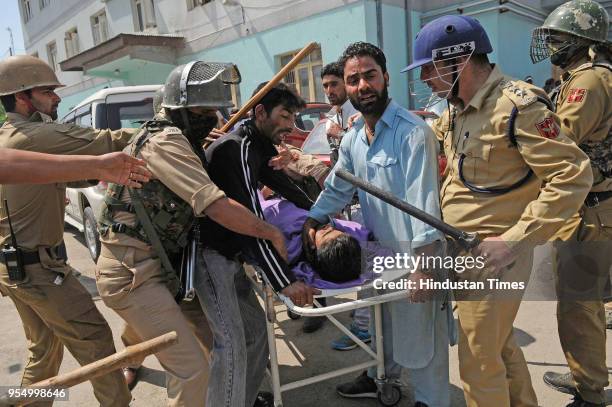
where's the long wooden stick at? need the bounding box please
[216,41,319,136]
[0,331,178,406]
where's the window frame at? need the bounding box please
[187,0,214,11]
[46,41,58,72]
[64,27,79,59]
[91,9,109,46]
[132,0,156,31]
[278,45,324,103]
[21,0,33,23]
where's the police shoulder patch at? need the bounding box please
[500,80,538,110]
[566,88,587,103]
[535,117,560,139]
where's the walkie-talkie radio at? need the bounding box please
[2,200,25,281]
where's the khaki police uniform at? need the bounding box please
[96,122,225,407]
[552,58,611,405]
[0,112,136,407]
[432,65,593,407]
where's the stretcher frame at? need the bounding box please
[251,268,411,407]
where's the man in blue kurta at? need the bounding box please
[303,42,452,407]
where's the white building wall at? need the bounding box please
[19,0,363,99]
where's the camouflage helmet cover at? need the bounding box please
[0,55,64,96]
[542,0,609,43]
[531,0,610,64]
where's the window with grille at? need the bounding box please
[21,0,32,23]
[46,41,57,71]
[91,10,109,45]
[187,0,214,11]
[64,28,79,58]
[278,45,324,102]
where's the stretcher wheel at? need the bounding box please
[377,385,401,406]
[287,309,301,320]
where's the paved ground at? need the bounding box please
[0,226,610,406]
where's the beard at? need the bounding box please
[349,85,388,116]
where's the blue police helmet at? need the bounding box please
[401,15,493,72]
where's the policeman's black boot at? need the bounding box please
[543,371,576,395]
[253,391,274,407]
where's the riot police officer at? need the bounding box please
[403,15,593,407]
[0,55,138,406]
[531,1,611,406]
[95,61,288,406]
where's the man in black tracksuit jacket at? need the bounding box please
[202,120,314,290]
[197,83,318,407]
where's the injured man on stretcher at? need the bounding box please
[260,195,372,286]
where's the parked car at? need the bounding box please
[62,84,161,261]
[285,102,330,148]
[301,109,447,176]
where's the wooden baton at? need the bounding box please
[204,42,319,148]
[0,331,178,406]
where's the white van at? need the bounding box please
[62,84,162,261]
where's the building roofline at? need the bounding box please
[59,33,184,72]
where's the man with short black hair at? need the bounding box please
[261,196,363,283]
[304,42,451,407]
[321,62,358,164]
[200,82,319,407]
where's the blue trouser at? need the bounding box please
[195,248,268,407]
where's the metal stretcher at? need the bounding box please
[251,268,411,407]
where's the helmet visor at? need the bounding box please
[530,28,578,64]
[409,41,474,107]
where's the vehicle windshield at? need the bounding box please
[105,99,155,129]
[301,120,330,155]
[295,107,329,132]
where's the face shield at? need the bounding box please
[163,62,242,109]
[530,28,588,66]
[409,41,475,109]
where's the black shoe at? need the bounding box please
[543,371,576,395]
[122,366,140,390]
[414,403,429,407]
[302,316,325,333]
[336,371,377,399]
[566,394,605,407]
[253,391,274,407]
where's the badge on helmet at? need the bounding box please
[402,15,492,105]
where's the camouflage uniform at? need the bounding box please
[531,1,611,405]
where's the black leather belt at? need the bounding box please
[585,190,612,208]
